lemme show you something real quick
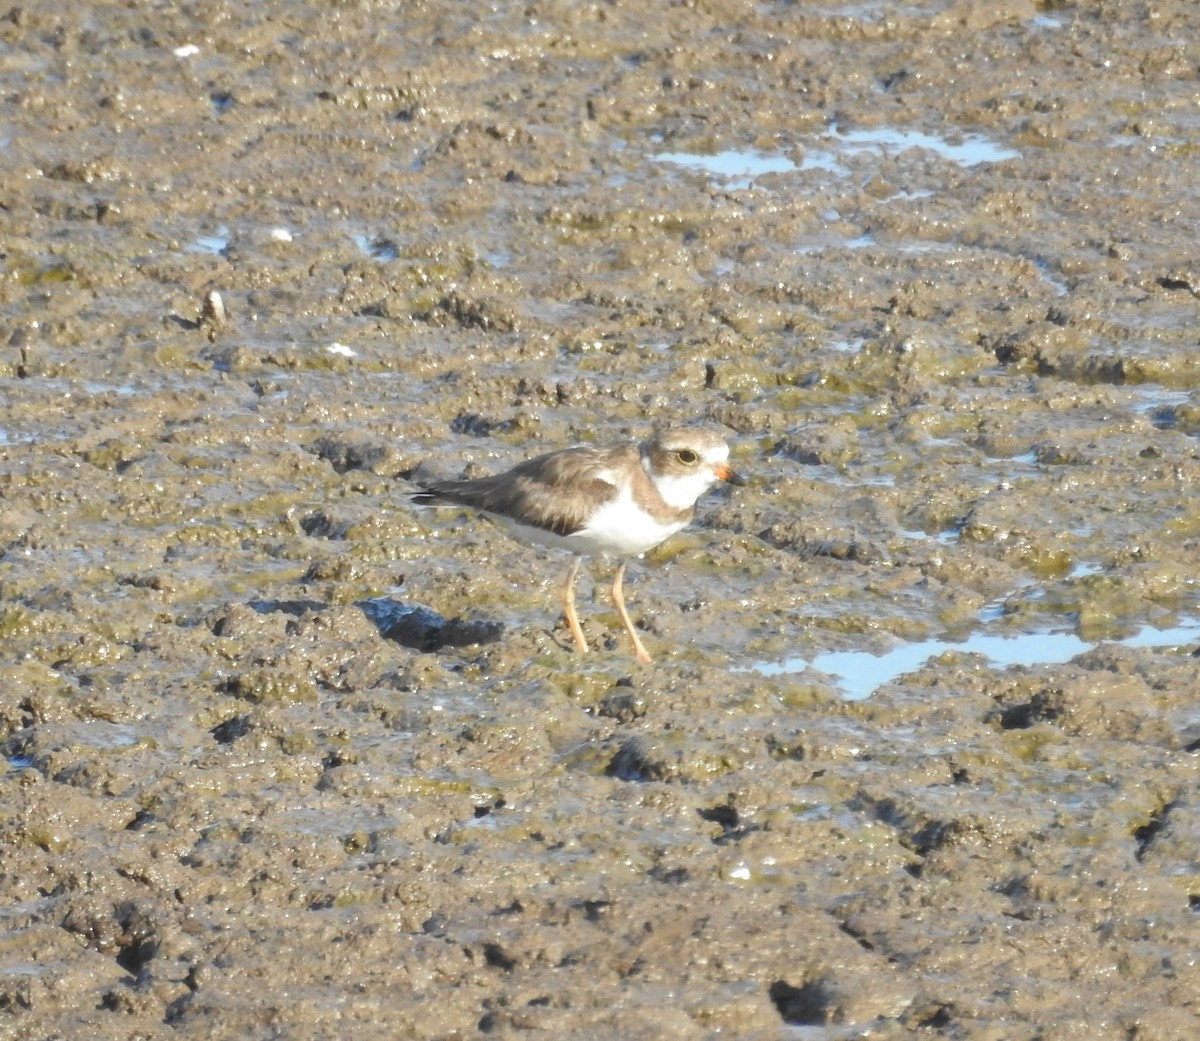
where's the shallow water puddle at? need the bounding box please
[826,124,1020,166]
[651,148,799,189]
[653,124,1017,190]
[753,618,1200,700]
[351,234,400,261]
[188,226,230,255]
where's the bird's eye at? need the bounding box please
[676,449,699,464]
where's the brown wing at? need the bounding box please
[415,443,633,536]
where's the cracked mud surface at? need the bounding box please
[3,2,1200,1038]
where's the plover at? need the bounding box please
[411,427,745,663]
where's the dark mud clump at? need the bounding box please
[4,2,1200,1039]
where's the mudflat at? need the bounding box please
[3,2,1200,1038]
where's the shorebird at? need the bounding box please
[411,427,745,662]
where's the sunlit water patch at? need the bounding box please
[654,124,1017,196]
[480,248,512,268]
[899,526,962,544]
[652,148,798,189]
[352,234,400,261]
[753,618,1200,700]
[189,226,230,255]
[797,124,1019,178]
[765,2,1065,26]
[1032,257,1070,296]
[826,124,1020,166]
[1128,388,1192,429]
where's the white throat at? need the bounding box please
[644,452,719,510]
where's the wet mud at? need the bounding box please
[3,1,1200,1038]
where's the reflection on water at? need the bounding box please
[189,227,230,255]
[352,234,400,261]
[652,148,798,189]
[653,124,1018,190]
[827,124,1020,166]
[754,618,1200,700]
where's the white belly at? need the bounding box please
[498,490,687,559]
[567,491,687,558]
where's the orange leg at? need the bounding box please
[611,561,652,664]
[561,555,589,654]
